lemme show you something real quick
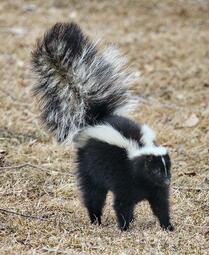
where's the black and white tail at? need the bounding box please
[32,22,138,143]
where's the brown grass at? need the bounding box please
[0,0,209,254]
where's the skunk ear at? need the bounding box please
[132,155,146,171]
[146,155,153,162]
[138,155,147,162]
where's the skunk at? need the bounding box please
[32,22,174,231]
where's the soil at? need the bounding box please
[0,1,208,254]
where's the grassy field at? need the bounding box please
[0,0,209,254]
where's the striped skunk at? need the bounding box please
[31,22,174,231]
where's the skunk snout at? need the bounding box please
[164,178,170,186]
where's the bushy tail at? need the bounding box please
[32,22,138,143]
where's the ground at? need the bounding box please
[0,0,209,254]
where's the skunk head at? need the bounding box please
[133,154,171,187]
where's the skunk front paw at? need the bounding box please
[161,223,174,231]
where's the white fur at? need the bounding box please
[62,43,137,143]
[113,98,138,116]
[141,124,156,146]
[33,25,139,143]
[75,124,139,157]
[161,156,168,177]
[130,146,167,159]
[74,124,167,159]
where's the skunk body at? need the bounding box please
[77,115,173,231]
[32,22,174,231]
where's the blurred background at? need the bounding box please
[0,1,208,254]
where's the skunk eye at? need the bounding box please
[147,156,153,162]
[153,169,159,174]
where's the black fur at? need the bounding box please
[77,116,174,231]
[31,22,174,232]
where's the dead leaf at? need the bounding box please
[183,113,199,127]
[178,171,197,177]
[18,79,28,87]
[0,149,6,154]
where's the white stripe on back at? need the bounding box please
[75,124,167,159]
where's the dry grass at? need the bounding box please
[0,0,209,254]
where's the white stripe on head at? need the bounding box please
[161,156,168,177]
[74,124,167,159]
[129,146,167,159]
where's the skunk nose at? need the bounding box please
[164,179,170,185]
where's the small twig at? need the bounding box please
[182,223,209,229]
[0,208,45,221]
[172,186,209,191]
[42,247,68,254]
[42,247,81,255]
[0,208,76,229]
[12,101,30,107]
[0,127,36,140]
[0,163,53,172]
[0,163,72,176]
